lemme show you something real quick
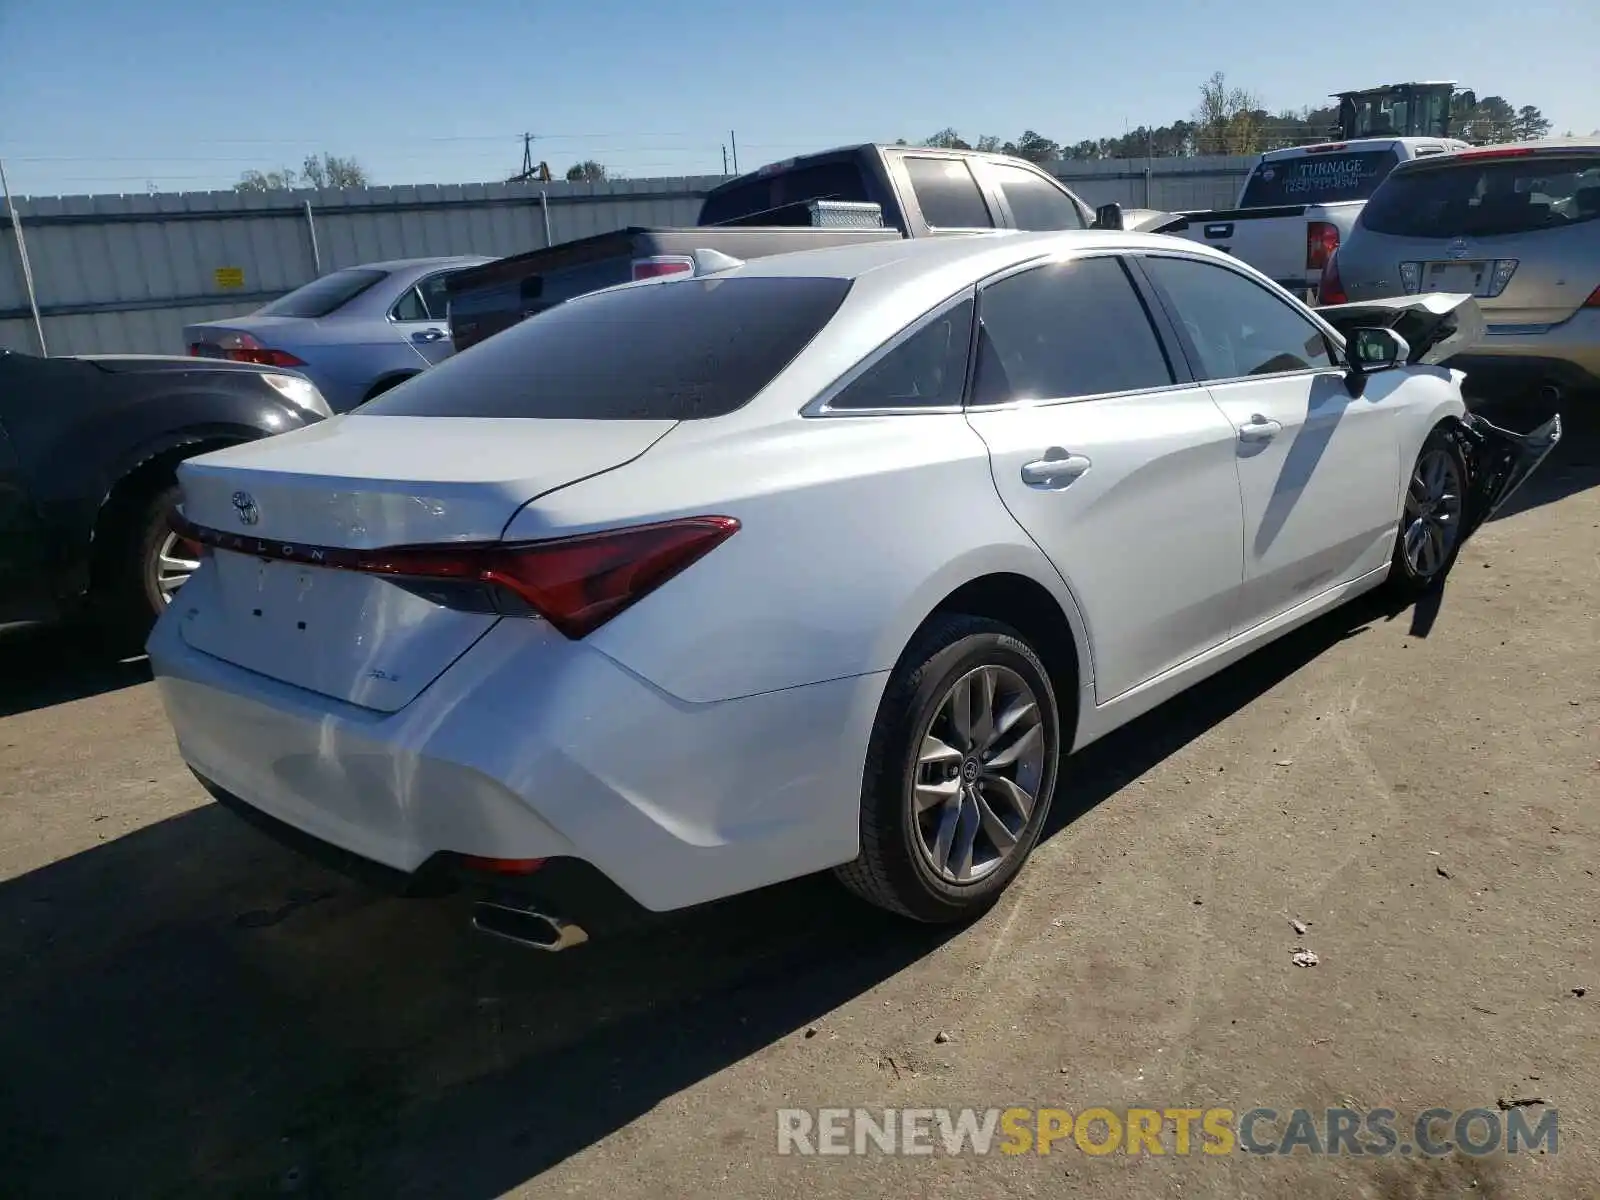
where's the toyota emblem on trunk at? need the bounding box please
[231,491,260,526]
[1446,237,1470,260]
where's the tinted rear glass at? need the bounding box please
[256,268,388,318]
[1360,153,1600,237]
[363,276,852,420]
[698,162,872,226]
[1239,150,1399,206]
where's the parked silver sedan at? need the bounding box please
[1322,139,1600,399]
[184,256,492,412]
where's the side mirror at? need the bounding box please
[1344,326,1411,396]
[1092,202,1125,231]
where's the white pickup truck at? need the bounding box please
[1171,136,1468,302]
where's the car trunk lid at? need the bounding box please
[171,415,674,711]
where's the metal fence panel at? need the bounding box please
[0,160,1254,356]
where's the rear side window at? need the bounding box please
[987,162,1086,230]
[971,257,1174,404]
[364,276,852,420]
[1239,150,1399,206]
[256,268,388,318]
[903,157,995,229]
[1360,154,1600,237]
[828,297,974,410]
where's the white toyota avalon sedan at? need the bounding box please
[147,231,1559,950]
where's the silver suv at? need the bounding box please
[1322,139,1600,398]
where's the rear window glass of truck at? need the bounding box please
[1238,150,1400,207]
[363,276,852,420]
[698,163,872,226]
[1360,154,1600,237]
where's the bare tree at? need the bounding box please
[300,153,369,189]
[234,153,370,192]
[565,160,609,183]
[1194,71,1265,155]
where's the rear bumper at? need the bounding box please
[148,606,883,915]
[1448,308,1600,389]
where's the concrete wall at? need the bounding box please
[1,156,1255,357]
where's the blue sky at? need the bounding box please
[2,0,1597,197]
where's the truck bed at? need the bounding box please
[445,223,903,352]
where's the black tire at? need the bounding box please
[834,614,1062,923]
[93,481,185,653]
[1383,425,1470,602]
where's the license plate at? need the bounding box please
[1424,261,1491,297]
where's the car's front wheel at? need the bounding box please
[835,614,1062,922]
[1385,426,1469,600]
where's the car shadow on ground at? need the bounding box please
[1,582,1423,1199]
[0,622,151,719]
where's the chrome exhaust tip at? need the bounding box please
[471,901,590,952]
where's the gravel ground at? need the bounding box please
[1,407,1596,1200]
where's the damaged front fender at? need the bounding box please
[1453,411,1563,538]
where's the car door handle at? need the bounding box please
[1236,416,1282,443]
[1020,451,1092,489]
[411,329,447,343]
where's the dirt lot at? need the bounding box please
[2,407,1597,1199]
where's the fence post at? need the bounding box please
[540,189,552,247]
[0,157,48,356]
[304,199,322,274]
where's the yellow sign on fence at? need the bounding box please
[213,266,245,289]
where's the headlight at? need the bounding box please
[261,372,333,418]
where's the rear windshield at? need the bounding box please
[698,162,872,226]
[256,268,387,318]
[363,275,852,420]
[1360,153,1600,238]
[1238,150,1399,207]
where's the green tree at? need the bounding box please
[565,160,608,183]
[1001,130,1060,163]
[922,127,971,150]
[1512,105,1552,141]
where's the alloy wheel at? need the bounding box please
[1402,447,1463,579]
[153,529,203,604]
[910,664,1047,884]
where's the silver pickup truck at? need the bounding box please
[1169,136,1468,302]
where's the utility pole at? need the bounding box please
[729,130,739,174]
[507,132,551,184]
[721,144,728,174]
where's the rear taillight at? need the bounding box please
[171,512,739,639]
[1306,221,1340,271]
[630,256,694,282]
[1319,249,1348,305]
[1584,285,1600,308]
[194,330,306,368]
[222,346,306,368]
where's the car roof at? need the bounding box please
[718,229,1232,287]
[1393,137,1600,170]
[342,255,494,272]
